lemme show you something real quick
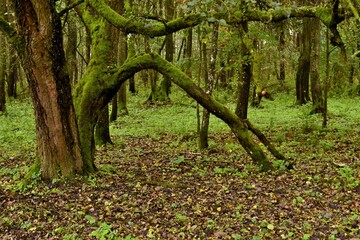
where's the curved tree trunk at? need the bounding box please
[102,53,273,170]
[12,0,84,180]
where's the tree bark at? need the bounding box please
[12,0,84,180]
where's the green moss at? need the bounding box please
[315,8,332,26]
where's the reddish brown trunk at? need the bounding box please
[14,0,83,179]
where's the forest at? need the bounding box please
[0,0,359,239]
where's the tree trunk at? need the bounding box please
[65,13,78,85]
[128,36,136,94]
[199,21,219,148]
[309,17,324,114]
[0,31,5,112]
[6,49,17,99]
[235,22,252,119]
[0,1,6,111]
[295,18,311,105]
[13,0,84,180]
[0,0,6,112]
[126,53,272,170]
[117,30,129,115]
[159,0,175,101]
[95,105,112,145]
[279,22,286,85]
[185,28,193,78]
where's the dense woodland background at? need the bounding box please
[0,0,360,239]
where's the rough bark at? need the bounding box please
[11,0,84,180]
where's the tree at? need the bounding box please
[0,1,7,112]
[310,16,324,114]
[199,22,219,149]
[1,0,347,180]
[295,18,311,105]
[1,0,84,179]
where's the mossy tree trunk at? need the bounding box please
[105,53,273,170]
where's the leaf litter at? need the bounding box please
[0,129,360,239]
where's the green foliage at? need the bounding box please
[336,165,360,189]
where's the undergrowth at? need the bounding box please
[0,90,360,239]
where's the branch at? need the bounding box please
[86,0,334,37]
[59,0,85,17]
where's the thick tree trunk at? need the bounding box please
[13,0,84,180]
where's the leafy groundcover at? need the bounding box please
[1,129,360,239]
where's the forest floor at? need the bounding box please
[0,93,360,239]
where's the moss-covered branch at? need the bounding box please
[103,53,274,170]
[86,0,335,37]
